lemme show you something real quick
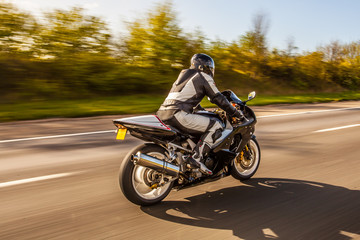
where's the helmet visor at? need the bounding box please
[208,59,215,77]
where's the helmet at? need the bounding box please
[190,53,215,77]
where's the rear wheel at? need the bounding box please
[119,144,174,206]
[231,138,260,180]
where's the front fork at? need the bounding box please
[236,135,256,162]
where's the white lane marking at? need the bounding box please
[0,172,80,188]
[0,130,115,143]
[314,124,360,133]
[0,106,358,144]
[262,228,279,238]
[258,106,359,119]
[340,230,360,238]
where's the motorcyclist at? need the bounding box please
[156,53,245,175]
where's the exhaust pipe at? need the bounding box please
[131,152,180,177]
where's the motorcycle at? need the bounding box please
[113,90,260,206]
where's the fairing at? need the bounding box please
[213,105,257,153]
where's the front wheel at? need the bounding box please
[119,144,174,206]
[231,138,261,180]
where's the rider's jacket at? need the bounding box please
[157,69,238,121]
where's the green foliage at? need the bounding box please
[118,1,207,90]
[34,7,111,58]
[0,0,359,106]
[122,2,187,70]
[0,2,36,53]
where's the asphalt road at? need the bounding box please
[0,101,359,240]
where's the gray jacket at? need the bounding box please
[157,69,238,121]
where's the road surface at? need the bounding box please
[0,101,359,240]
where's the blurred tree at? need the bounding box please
[0,2,37,54]
[122,1,188,70]
[182,28,207,67]
[0,2,38,100]
[240,13,269,58]
[1,0,359,103]
[238,12,270,78]
[118,1,203,92]
[342,41,360,66]
[35,7,111,58]
[267,48,297,84]
[318,41,360,90]
[209,39,234,73]
[207,40,252,92]
[284,36,298,57]
[28,7,115,97]
[297,52,327,89]
[320,40,343,63]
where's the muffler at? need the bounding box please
[131,152,180,177]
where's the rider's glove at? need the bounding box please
[232,110,246,121]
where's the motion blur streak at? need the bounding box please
[0,106,358,144]
[0,172,80,188]
[314,124,360,133]
[258,107,359,118]
[0,130,115,143]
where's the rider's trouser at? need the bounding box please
[164,110,223,160]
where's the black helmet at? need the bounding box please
[190,53,215,77]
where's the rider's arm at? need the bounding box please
[200,72,244,119]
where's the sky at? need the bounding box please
[8,0,360,52]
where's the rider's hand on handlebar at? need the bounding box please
[233,109,244,120]
[232,110,248,123]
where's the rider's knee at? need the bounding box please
[209,120,223,143]
[212,129,221,142]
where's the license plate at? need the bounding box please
[116,128,127,140]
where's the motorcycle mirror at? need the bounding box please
[248,91,256,101]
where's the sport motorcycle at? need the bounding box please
[113,90,260,206]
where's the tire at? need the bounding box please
[231,138,261,180]
[119,143,174,206]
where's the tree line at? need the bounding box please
[0,1,359,102]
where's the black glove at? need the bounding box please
[211,93,247,122]
[232,110,246,121]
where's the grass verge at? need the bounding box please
[0,92,359,122]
